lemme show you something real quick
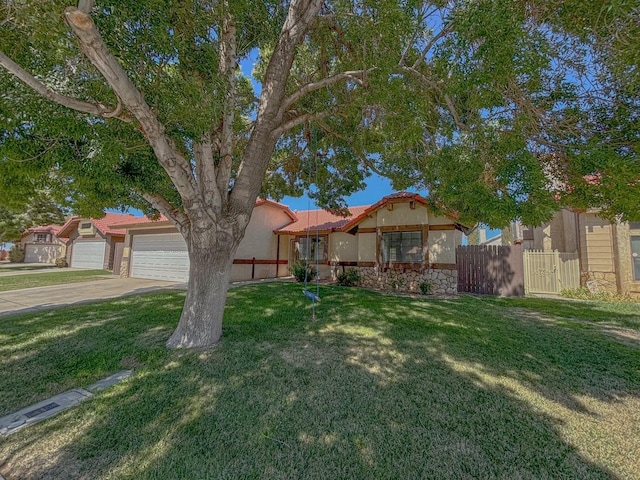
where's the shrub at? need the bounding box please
[336,268,360,287]
[9,245,25,263]
[419,281,432,295]
[290,261,317,283]
[55,257,68,268]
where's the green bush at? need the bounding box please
[419,281,432,295]
[9,245,25,263]
[55,257,68,268]
[290,261,317,283]
[336,268,360,287]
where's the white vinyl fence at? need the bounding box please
[523,250,580,295]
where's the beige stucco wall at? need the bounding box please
[359,215,376,228]
[330,232,358,262]
[428,230,461,264]
[428,213,455,226]
[376,202,428,226]
[358,233,377,262]
[235,204,292,261]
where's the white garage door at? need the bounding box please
[71,241,106,269]
[130,233,189,282]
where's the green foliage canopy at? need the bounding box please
[0,0,638,228]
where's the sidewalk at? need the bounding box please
[0,278,184,316]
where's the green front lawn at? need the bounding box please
[0,265,57,271]
[1,284,639,479]
[0,269,110,292]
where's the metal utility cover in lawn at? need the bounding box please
[0,389,93,437]
[87,370,133,392]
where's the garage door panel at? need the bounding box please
[131,233,189,282]
[71,241,106,269]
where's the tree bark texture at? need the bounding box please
[165,225,240,349]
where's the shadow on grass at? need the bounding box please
[1,283,639,479]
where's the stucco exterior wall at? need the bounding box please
[358,215,376,228]
[428,230,460,264]
[358,233,377,262]
[376,202,428,227]
[330,232,358,263]
[236,204,292,261]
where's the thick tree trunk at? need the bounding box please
[166,229,239,349]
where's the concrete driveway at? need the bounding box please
[0,278,185,317]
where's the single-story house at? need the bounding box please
[57,212,141,272]
[19,224,67,263]
[114,192,468,294]
[115,199,296,281]
[274,192,467,293]
[515,209,640,296]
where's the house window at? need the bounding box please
[297,235,327,262]
[81,222,92,229]
[35,234,48,243]
[632,236,640,281]
[382,231,423,263]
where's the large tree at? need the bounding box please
[1,1,637,348]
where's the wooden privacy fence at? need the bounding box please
[456,245,525,296]
[523,250,580,295]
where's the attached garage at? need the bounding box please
[130,233,189,282]
[71,241,106,269]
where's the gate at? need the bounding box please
[456,245,524,296]
[523,250,580,294]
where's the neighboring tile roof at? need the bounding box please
[115,198,298,229]
[58,212,140,238]
[274,206,369,234]
[22,224,62,236]
[21,224,69,243]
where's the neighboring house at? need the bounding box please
[20,224,67,263]
[115,199,296,281]
[114,192,468,293]
[57,213,141,272]
[516,209,640,296]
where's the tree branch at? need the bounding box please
[402,65,471,132]
[281,69,372,112]
[63,7,197,202]
[216,11,237,200]
[316,119,388,177]
[0,51,130,121]
[142,193,190,236]
[272,110,334,137]
[410,24,453,70]
[231,0,325,212]
[193,136,222,210]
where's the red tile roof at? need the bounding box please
[274,206,369,234]
[115,199,297,229]
[21,224,69,243]
[58,212,141,238]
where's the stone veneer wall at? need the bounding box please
[581,271,618,294]
[353,266,458,295]
[119,257,130,278]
